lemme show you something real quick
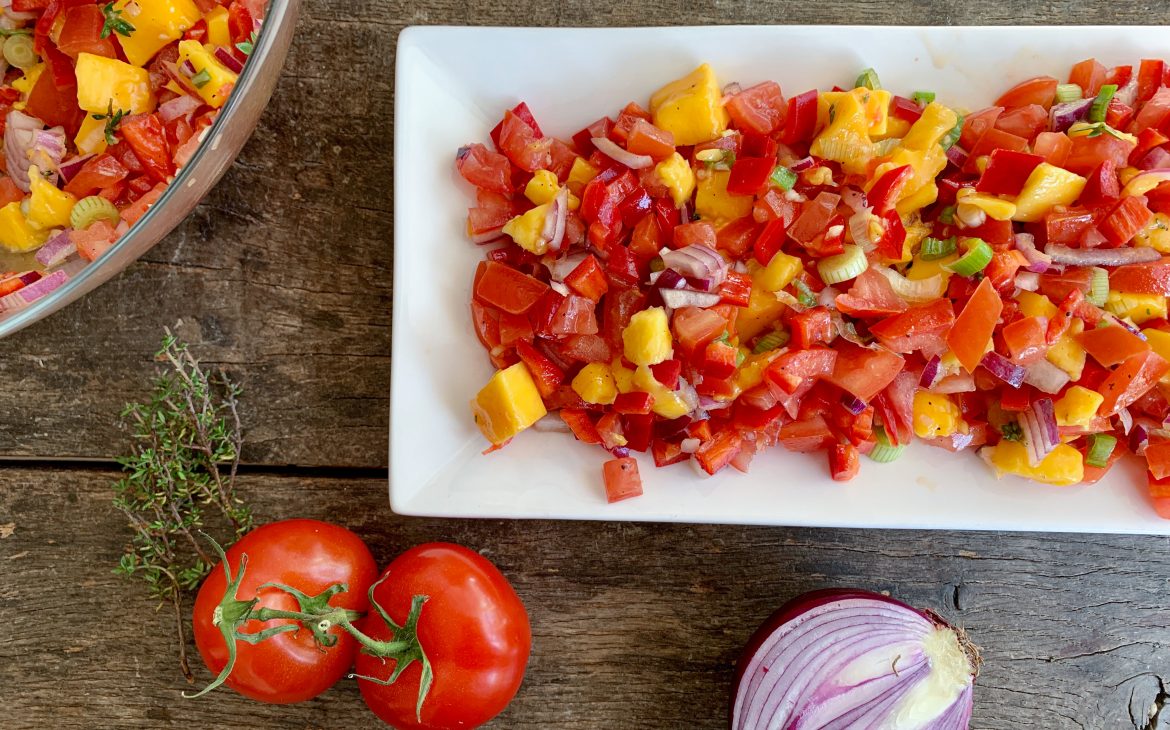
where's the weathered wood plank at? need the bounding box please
[1,467,1167,728]
[3,1,1169,467]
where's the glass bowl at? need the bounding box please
[0,0,301,339]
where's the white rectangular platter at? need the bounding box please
[392,25,1170,534]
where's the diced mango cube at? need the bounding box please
[11,63,42,98]
[74,114,109,156]
[906,252,958,281]
[632,365,690,418]
[985,440,1084,486]
[26,166,77,230]
[567,157,599,188]
[695,170,753,224]
[501,203,551,254]
[736,283,787,341]
[955,188,1016,221]
[649,64,728,146]
[912,391,965,439]
[523,170,579,210]
[818,88,892,137]
[0,202,49,253]
[176,40,238,108]
[755,250,804,292]
[811,89,874,175]
[1046,318,1086,380]
[1106,291,1167,325]
[1016,290,1059,319]
[75,53,156,115]
[1142,328,1170,385]
[1134,212,1170,252]
[1054,385,1105,428]
[571,362,618,405]
[115,0,202,66]
[205,6,231,48]
[734,351,779,393]
[611,357,636,393]
[655,152,696,208]
[472,363,548,445]
[1012,163,1087,222]
[622,307,673,366]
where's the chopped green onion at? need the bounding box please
[1000,421,1023,442]
[911,90,935,106]
[191,69,212,88]
[2,34,36,70]
[735,349,746,366]
[938,205,956,225]
[817,244,868,286]
[1088,267,1109,307]
[868,427,906,463]
[1055,83,1083,103]
[770,165,797,191]
[855,67,882,91]
[794,279,817,308]
[939,114,965,151]
[920,236,957,261]
[944,238,993,277]
[1085,433,1117,468]
[1089,84,1118,124]
[70,196,121,230]
[753,329,790,354]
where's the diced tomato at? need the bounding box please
[612,392,653,416]
[1110,259,1170,295]
[625,118,674,160]
[1078,159,1120,207]
[702,340,739,379]
[824,341,905,402]
[1099,350,1170,415]
[963,128,1029,174]
[976,149,1043,196]
[1064,133,1136,176]
[650,438,690,467]
[753,188,796,225]
[869,299,955,354]
[1032,131,1073,167]
[498,310,534,346]
[1099,196,1153,247]
[995,76,1059,110]
[572,117,613,155]
[753,218,787,266]
[1001,316,1048,365]
[497,110,552,172]
[565,255,610,302]
[787,306,833,350]
[788,191,840,246]
[765,348,837,394]
[1106,98,1135,130]
[868,165,913,214]
[1079,324,1151,367]
[672,220,717,250]
[672,306,727,359]
[834,268,908,319]
[947,276,1003,373]
[602,457,642,502]
[55,4,117,58]
[119,182,164,223]
[1044,207,1096,244]
[1069,59,1107,97]
[958,216,1014,245]
[985,250,1028,293]
[778,414,835,452]
[713,219,756,261]
[1145,441,1170,480]
[1148,473,1170,519]
[474,261,549,314]
[556,334,613,364]
[457,143,512,194]
[1039,267,1093,300]
[63,154,130,198]
[726,157,775,196]
[0,178,21,207]
[24,46,85,136]
[1137,60,1167,104]
[994,104,1048,141]
[829,443,860,481]
[120,114,173,184]
[726,81,787,136]
[1131,88,1170,133]
[960,107,1004,150]
[695,429,743,475]
[780,90,818,144]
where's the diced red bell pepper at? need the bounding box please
[1000,383,1033,412]
[1130,128,1169,166]
[695,429,744,475]
[614,391,654,415]
[868,165,914,214]
[561,409,601,444]
[1099,196,1153,247]
[787,306,834,350]
[963,128,1029,174]
[499,310,534,346]
[1147,472,1170,519]
[718,270,752,307]
[890,95,924,123]
[741,133,778,159]
[715,217,760,259]
[703,340,739,380]
[753,218,788,266]
[515,340,565,398]
[621,413,654,452]
[474,261,550,314]
[602,457,643,503]
[605,242,640,286]
[1145,441,1170,480]
[975,149,1044,196]
[565,254,610,302]
[651,438,690,467]
[874,209,907,261]
[649,358,682,390]
[780,90,818,144]
[1078,159,1120,207]
[1138,59,1167,104]
[829,443,860,481]
[1106,98,1135,130]
[672,220,717,250]
[726,157,775,196]
[572,117,613,155]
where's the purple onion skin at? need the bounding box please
[730,588,957,723]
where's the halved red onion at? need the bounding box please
[920,354,942,388]
[1013,232,1050,273]
[980,351,1026,388]
[591,137,654,169]
[789,156,816,172]
[1046,244,1161,266]
[5,110,65,191]
[841,187,868,213]
[1049,99,1093,132]
[659,288,720,309]
[945,144,969,169]
[35,230,77,268]
[58,154,94,184]
[733,589,977,730]
[661,244,728,286]
[1023,358,1071,394]
[214,46,246,74]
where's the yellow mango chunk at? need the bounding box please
[985,440,1084,486]
[205,6,231,48]
[869,102,957,216]
[1047,318,1086,380]
[655,151,696,209]
[1012,163,1087,222]
[567,157,599,188]
[955,188,1016,221]
[501,203,551,255]
[811,89,874,175]
[736,283,787,341]
[74,114,109,156]
[611,357,636,394]
[1142,329,1170,385]
[1106,291,1167,325]
[572,363,618,405]
[906,252,958,281]
[177,40,238,108]
[472,363,548,445]
[632,365,690,418]
[115,0,202,66]
[755,250,804,292]
[523,170,579,210]
[75,54,156,115]
[912,391,965,439]
[622,307,673,366]
[695,170,753,224]
[734,350,780,393]
[818,89,892,137]
[0,202,49,253]
[11,63,42,98]
[1055,386,1105,428]
[1016,290,1059,320]
[1134,212,1170,252]
[26,166,77,230]
[650,63,728,146]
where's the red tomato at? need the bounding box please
[829,443,860,481]
[55,4,117,58]
[227,1,255,44]
[778,414,835,452]
[834,268,908,319]
[994,76,1059,110]
[869,299,955,354]
[781,89,819,143]
[24,47,85,135]
[994,104,1047,140]
[120,113,174,183]
[726,81,787,136]
[457,143,512,194]
[1002,316,1048,364]
[1137,59,1166,104]
[355,544,531,730]
[1033,131,1072,167]
[603,456,643,500]
[788,192,840,246]
[1131,88,1170,133]
[695,428,744,474]
[1068,59,1107,97]
[497,110,552,172]
[672,220,717,249]
[1079,323,1151,367]
[673,306,728,359]
[960,107,1004,150]
[63,153,130,198]
[192,520,379,704]
[1064,134,1135,176]
[1098,350,1170,415]
[625,118,674,160]
[947,276,1003,373]
[825,341,905,402]
[474,261,550,314]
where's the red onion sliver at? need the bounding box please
[1045,244,1161,266]
[920,355,942,388]
[35,231,77,268]
[591,136,654,169]
[659,288,720,309]
[661,244,728,286]
[980,351,1026,388]
[1049,99,1093,132]
[1024,359,1071,394]
[214,46,246,74]
[0,269,68,312]
[945,144,969,168]
[58,154,94,184]
[841,394,867,415]
[789,156,816,171]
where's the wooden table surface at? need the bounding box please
[3,2,1170,728]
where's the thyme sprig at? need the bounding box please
[113,332,251,681]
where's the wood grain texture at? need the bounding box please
[1,467,1168,729]
[2,0,1169,466]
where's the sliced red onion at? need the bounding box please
[921,355,942,388]
[1019,398,1059,467]
[591,136,654,170]
[0,269,68,312]
[677,378,700,412]
[214,46,246,74]
[1132,424,1151,454]
[531,414,572,434]
[180,59,197,76]
[1023,358,1071,394]
[654,268,687,290]
[1049,98,1093,132]
[732,589,978,730]
[848,209,876,252]
[58,154,94,185]
[661,244,728,286]
[945,144,969,169]
[547,252,587,282]
[841,394,867,415]
[0,270,41,290]
[789,156,816,172]
[817,285,840,309]
[1116,76,1138,108]
[841,187,868,213]
[685,275,714,292]
[722,82,743,97]
[541,187,569,252]
[1140,146,1170,171]
[5,111,65,191]
[1045,244,1161,266]
[933,372,976,394]
[980,351,1026,388]
[1013,232,1051,273]
[1117,406,1134,435]
[158,93,203,123]
[1102,311,1146,338]
[35,230,77,268]
[1014,270,1040,291]
[660,288,721,309]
